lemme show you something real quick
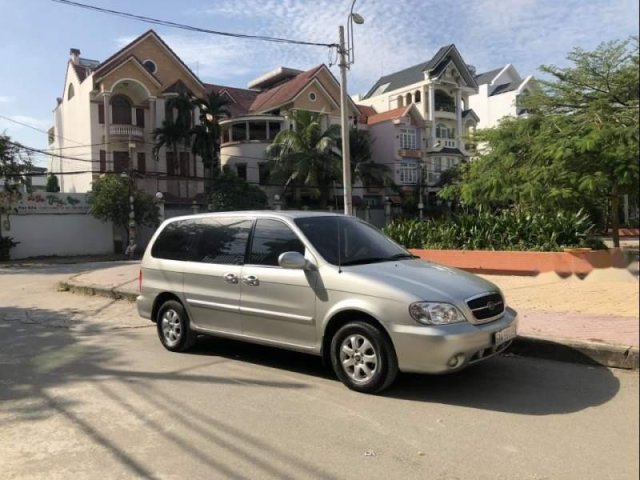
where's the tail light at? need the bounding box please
[138,269,143,292]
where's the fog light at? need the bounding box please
[448,354,464,368]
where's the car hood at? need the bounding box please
[343,259,500,304]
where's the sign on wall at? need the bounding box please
[14,192,91,215]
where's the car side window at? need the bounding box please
[151,220,198,260]
[249,219,305,266]
[193,217,252,265]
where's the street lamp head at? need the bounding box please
[120,171,128,178]
[351,12,364,24]
[155,191,164,201]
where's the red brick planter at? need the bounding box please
[409,248,628,276]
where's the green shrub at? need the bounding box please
[383,209,603,252]
[209,170,268,211]
[0,236,19,261]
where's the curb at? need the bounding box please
[510,336,639,370]
[58,281,138,302]
[58,281,639,371]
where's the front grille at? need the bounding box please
[467,292,505,321]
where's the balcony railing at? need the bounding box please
[399,148,421,158]
[435,103,456,113]
[109,125,144,139]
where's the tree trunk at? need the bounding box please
[610,190,620,248]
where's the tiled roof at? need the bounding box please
[439,147,463,155]
[357,105,377,124]
[72,63,91,82]
[489,82,519,96]
[462,108,479,121]
[366,106,408,125]
[205,83,259,117]
[362,44,479,99]
[474,67,504,85]
[249,65,325,113]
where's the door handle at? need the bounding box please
[242,275,259,286]
[223,273,238,284]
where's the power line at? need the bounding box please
[0,113,85,145]
[52,0,338,49]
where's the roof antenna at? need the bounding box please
[337,217,342,274]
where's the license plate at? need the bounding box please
[495,325,517,345]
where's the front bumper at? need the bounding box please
[388,307,518,373]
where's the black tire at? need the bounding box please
[330,321,398,394]
[156,300,196,352]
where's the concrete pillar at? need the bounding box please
[428,84,436,147]
[456,89,463,149]
[103,92,112,171]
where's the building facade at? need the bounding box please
[357,45,480,203]
[468,64,535,129]
[48,30,208,203]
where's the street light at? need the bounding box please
[338,0,364,216]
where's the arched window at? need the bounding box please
[67,84,75,101]
[111,95,132,125]
[405,93,412,105]
[397,95,404,107]
[414,90,421,103]
[436,123,447,138]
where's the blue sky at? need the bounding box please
[1,0,638,167]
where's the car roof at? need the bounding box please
[163,210,345,223]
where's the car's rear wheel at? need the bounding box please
[156,300,196,352]
[330,321,398,393]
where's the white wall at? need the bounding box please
[7,214,114,259]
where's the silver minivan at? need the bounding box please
[137,211,518,393]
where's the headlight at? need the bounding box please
[409,302,466,325]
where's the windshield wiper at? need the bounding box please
[387,253,417,260]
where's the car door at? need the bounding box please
[182,216,253,335]
[240,218,318,349]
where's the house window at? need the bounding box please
[67,84,74,101]
[166,151,177,176]
[99,150,106,173]
[179,152,190,177]
[248,121,267,141]
[137,152,146,174]
[405,93,412,105]
[399,162,417,185]
[231,122,246,142]
[136,108,145,128]
[143,59,157,74]
[436,124,455,139]
[397,95,404,108]
[399,128,417,150]
[414,90,421,103]
[308,92,317,102]
[98,104,105,124]
[111,95,132,125]
[434,157,443,172]
[236,164,247,180]
[435,90,455,112]
[268,122,281,140]
[258,163,270,185]
[113,151,129,174]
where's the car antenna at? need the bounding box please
[337,217,342,274]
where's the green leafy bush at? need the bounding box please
[0,236,19,261]
[209,170,268,211]
[383,210,605,251]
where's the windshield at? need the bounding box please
[294,216,413,266]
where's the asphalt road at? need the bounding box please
[1,263,638,480]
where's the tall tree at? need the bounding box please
[0,135,32,239]
[348,128,394,189]
[152,119,188,173]
[166,91,194,132]
[191,91,231,185]
[441,37,639,246]
[266,110,341,208]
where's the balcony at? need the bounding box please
[109,124,144,140]
[399,148,421,159]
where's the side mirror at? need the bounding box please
[278,251,315,270]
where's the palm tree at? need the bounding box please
[152,119,189,175]
[266,110,341,208]
[348,128,394,189]
[191,91,231,188]
[166,92,194,132]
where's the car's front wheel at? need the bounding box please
[156,300,196,352]
[330,321,398,393]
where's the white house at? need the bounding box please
[468,64,535,129]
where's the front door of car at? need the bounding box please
[182,216,253,335]
[239,218,318,349]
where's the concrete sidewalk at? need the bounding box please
[59,261,640,370]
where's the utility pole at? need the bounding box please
[125,138,136,258]
[418,162,424,221]
[338,25,352,216]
